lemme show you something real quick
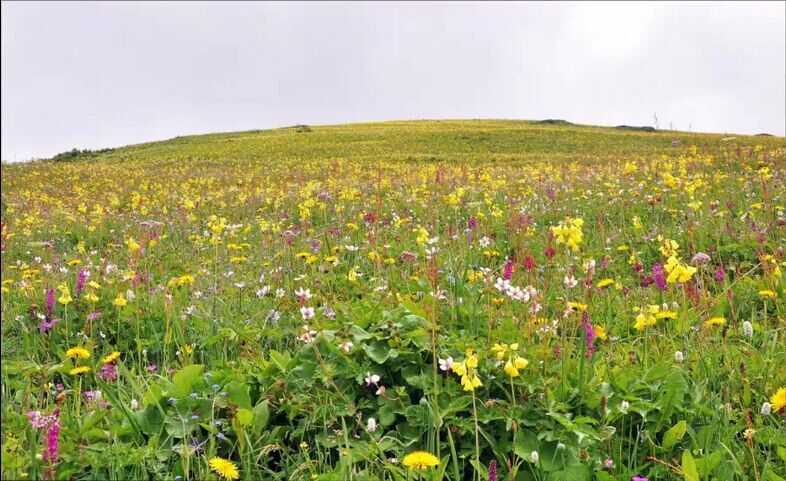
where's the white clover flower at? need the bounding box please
[761,402,771,415]
[130,399,139,410]
[366,417,377,432]
[530,451,539,463]
[674,351,684,363]
[743,321,753,338]
[620,400,630,413]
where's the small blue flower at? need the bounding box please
[212,384,220,391]
[220,391,228,397]
[167,397,176,405]
[191,415,199,420]
[205,372,213,379]
[189,392,198,399]
[217,432,226,440]
[215,420,222,427]
[174,476,183,481]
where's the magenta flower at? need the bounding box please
[45,289,55,318]
[76,269,87,294]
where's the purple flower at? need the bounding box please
[468,217,478,229]
[488,459,498,481]
[86,311,103,322]
[583,318,597,357]
[147,364,157,372]
[632,477,649,481]
[76,269,87,294]
[503,260,514,281]
[652,264,667,291]
[715,266,726,283]
[39,317,60,333]
[691,252,711,265]
[45,289,55,318]
[97,364,117,382]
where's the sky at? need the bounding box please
[1,1,784,162]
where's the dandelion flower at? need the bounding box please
[66,347,91,359]
[69,366,91,375]
[771,387,786,412]
[402,451,439,470]
[209,457,240,480]
[101,351,120,364]
[704,317,726,328]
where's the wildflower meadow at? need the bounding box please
[1,120,784,480]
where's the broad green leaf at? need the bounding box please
[682,450,700,481]
[663,420,687,450]
[172,364,204,395]
[225,381,252,409]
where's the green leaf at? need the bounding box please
[365,340,393,364]
[663,420,687,450]
[225,381,252,409]
[695,452,722,477]
[252,401,270,435]
[682,450,700,481]
[172,364,204,396]
[268,350,290,372]
[235,408,253,426]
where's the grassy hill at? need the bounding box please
[1,120,785,481]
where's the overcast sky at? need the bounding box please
[2,1,784,161]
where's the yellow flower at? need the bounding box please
[664,256,696,284]
[402,451,440,470]
[656,310,678,319]
[770,387,786,412]
[84,292,100,303]
[101,351,120,364]
[635,312,657,331]
[594,326,608,341]
[66,347,91,359]
[567,301,587,312]
[209,457,240,481]
[596,278,614,289]
[112,295,127,307]
[704,317,726,328]
[759,290,776,300]
[551,217,584,252]
[69,366,91,375]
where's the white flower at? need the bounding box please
[620,400,630,413]
[345,245,359,252]
[742,321,753,338]
[761,402,772,415]
[439,357,454,371]
[427,236,439,245]
[674,351,684,363]
[295,287,312,300]
[530,451,539,463]
[130,399,139,410]
[276,288,286,298]
[298,325,318,343]
[338,341,353,353]
[300,306,315,320]
[479,236,491,247]
[234,282,246,289]
[564,276,578,288]
[126,289,136,301]
[256,285,270,298]
[366,417,377,432]
[365,372,380,385]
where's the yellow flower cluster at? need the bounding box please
[551,217,584,252]
[664,256,696,284]
[492,343,529,378]
[451,349,482,391]
[634,305,677,331]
